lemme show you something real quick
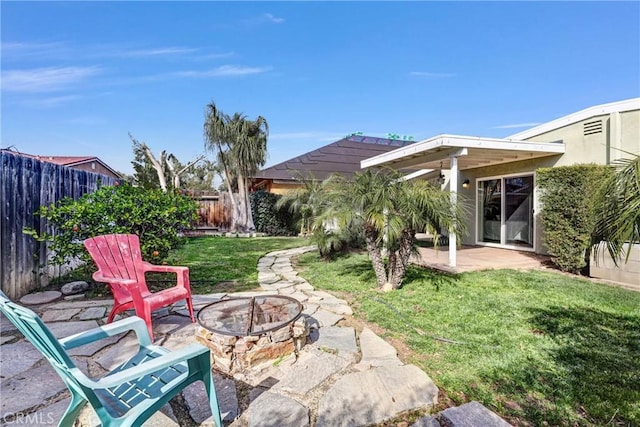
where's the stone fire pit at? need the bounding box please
[195,295,308,373]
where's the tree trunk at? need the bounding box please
[390,229,415,289]
[141,144,168,191]
[243,179,256,231]
[364,225,386,289]
[222,168,240,232]
[235,174,254,231]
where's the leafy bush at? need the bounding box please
[24,183,198,271]
[537,164,612,273]
[250,191,298,235]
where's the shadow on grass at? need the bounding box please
[403,265,461,291]
[489,305,640,426]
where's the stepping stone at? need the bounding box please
[79,306,107,320]
[47,320,99,339]
[0,313,18,333]
[272,347,351,396]
[277,285,296,295]
[192,294,227,306]
[247,392,309,427]
[357,328,403,368]
[439,401,512,427]
[183,373,238,423]
[0,335,15,345]
[149,315,193,336]
[77,402,178,427]
[314,326,358,357]
[411,416,441,427]
[316,365,438,427]
[48,319,122,357]
[294,283,314,292]
[309,308,343,328]
[19,291,61,305]
[288,291,309,303]
[96,335,143,371]
[321,302,353,316]
[160,323,199,350]
[302,303,319,316]
[0,341,43,379]
[13,398,71,426]
[47,299,114,310]
[0,360,87,417]
[42,308,82,322]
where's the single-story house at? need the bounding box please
[3,152,122,180]
[26,155,121,180]
[253,134,415,194]
[361,98,640,281]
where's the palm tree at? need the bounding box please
[204,102,268,231]
[275,173,327,236]
[593,153,640,265]
[323,168,465,291]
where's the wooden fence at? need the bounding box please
[188,191,233,232]
[0,151,117,299]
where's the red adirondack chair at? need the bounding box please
[84,234,195,340]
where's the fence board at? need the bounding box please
[0,151,116,299]
[193,192,233,230]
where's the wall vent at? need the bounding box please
[583,120,602,136]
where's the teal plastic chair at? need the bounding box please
[0,291,223,427]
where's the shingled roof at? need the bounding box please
[254,135,415,182]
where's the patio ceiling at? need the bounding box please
[361,134,565,171]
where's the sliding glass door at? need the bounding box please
[477,174,534,249]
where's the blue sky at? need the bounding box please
[2,1,639,175]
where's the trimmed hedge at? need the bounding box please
[537,164,612,274]
[250,191,298,236]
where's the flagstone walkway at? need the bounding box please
[1,246,440,426]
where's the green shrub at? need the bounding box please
[24,183,198,271]
[537,164,612,273]
[250,190,298,235]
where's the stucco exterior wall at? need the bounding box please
[590,243,640,289]
[70,161,121,180]
[520,109,640,166]
[459,109,639,254]
[269,182,303,195]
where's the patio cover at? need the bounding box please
[360,134,565,268]
[361,134,565,172]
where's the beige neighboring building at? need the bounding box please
[362,98,640,285]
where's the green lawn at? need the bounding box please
[161,236,311,293]
[296,250,640,427]
[68,235,638,425]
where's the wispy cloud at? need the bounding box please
[116,46,199,58]
[264,13,285,24]
[409,71,456,79]
[239,13,286,28]
[21,94,83,108]
[1,41,71,60]
[492,122,541,129]
[1,66,102,92]
[171,65,272,78]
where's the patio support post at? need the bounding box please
[449,154,458,267]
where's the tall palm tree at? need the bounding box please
[593,153,640,265]
[204,102,268,231]
[324,168,465,291]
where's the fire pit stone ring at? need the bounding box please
[195,295,309,372]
